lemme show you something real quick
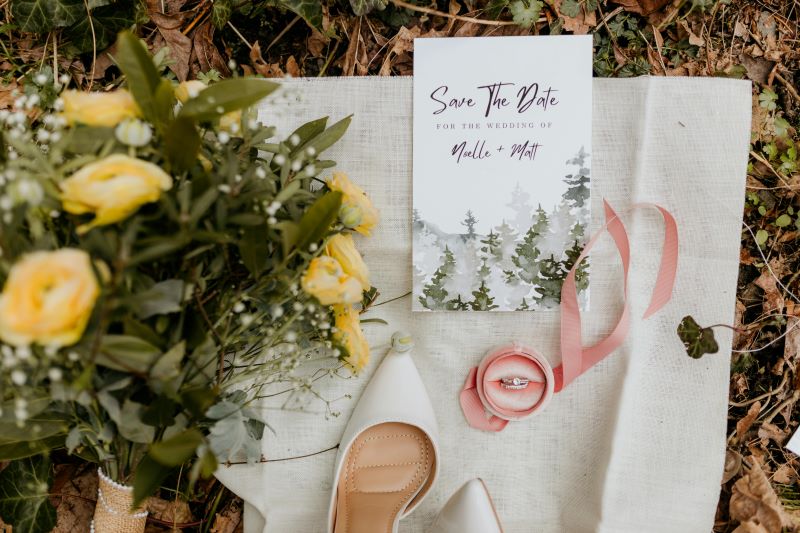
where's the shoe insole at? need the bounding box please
[333,422,434,533]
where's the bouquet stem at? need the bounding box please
[91,469,147,533]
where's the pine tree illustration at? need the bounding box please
[412,208,424,231]
[562,240,589,293]
[418,246,456,310]
[469,280,498,311]
[477,257,491,280]
[516,297,531,311]
[480,230,501,260]
[507,182,534,234]
[461,210,478,241]
[446,295,469,311]
[534,254,566,304]
[563,147,590,209]
[511,206,549,283]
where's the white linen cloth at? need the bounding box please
[215,76,751,533]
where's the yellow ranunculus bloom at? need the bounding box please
[60,154,173,234]
[61,89,141,127]
[325,233,370,292]
[0,249,100,347]
[326,172,379,236]
[175,80,207,103]
[301,256,362,306]
[332,304,370,373]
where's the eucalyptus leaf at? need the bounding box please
[165,117,201,173]
[115,31,166,126]
[98,335,162,373]
[239,226,271,276]
[180,79,280,122]
[0,455,57,533]
[295,115,352,157]
[134,279,185,319]
[148,429,203,466]
[117,400,156,443]
[0,436,64,461]
[151,341,186,381]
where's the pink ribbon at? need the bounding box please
[460,201,679,432]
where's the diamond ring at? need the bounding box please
[500,377,530,390]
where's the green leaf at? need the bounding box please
[65,5,135,54]
[677,315,719,359]
[560,0,581,17]
[148,429,203,466]
[279,0,323,29]
[755,229,769,246]
[0,437,64,461]
[239,225,271,276]
[211,0,233,28]
[295,115,352,157]
[151,341,186,381]
[98,335,162,373]
[775,214,792,227]
[0,456,57,533]
[165,117,201,173]
[288,117,327,147]
[0,411,69,443]
[180,78,279,122]
[181,386,218,419]
[132,454,172,507]
[115,31,165,125]
[349,0,388,16]
[140,396,177,427]
[133,279,185,319]
[295,191,342,253]
[509,0,543,26]
[117,400,156,443]
[11,0,83,33]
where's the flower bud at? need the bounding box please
[115,119,152,147]
[339,204,364,230]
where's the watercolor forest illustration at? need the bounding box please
[413,148,591,311]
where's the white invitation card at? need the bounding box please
[412,36,593,312]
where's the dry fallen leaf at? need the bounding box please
[730,458,788,533]
[737,401,762,440]
[758,422,790,445]
[724,450,744,484]
[754,271,785,315]
[614,0,671,15]
[147,496,193,526]
[286,56,301,77]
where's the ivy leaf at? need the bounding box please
[509,0,543,26]
[0,456,57,533]
[677,315,719,359]
[64,5,135,54]
[211,0,233,28]
[560,0,581,17]
[11,0,83,33]
[349,0,388,16]
[280,0,323,29]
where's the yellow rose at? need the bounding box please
[301,256,362,306]
[60,154,173,234]
[176,81,240,135]
[332,304,370,372]
[326,172,379,236]
[61,89,141,127]
[0,249,100,347]
[325,233,370,291]
[175,80,207,103]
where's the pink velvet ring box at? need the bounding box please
[475,343,554,420]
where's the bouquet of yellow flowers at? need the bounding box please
[0,32,378,532]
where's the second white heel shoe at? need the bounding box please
[327,335,440,533]
[428,478,504,533]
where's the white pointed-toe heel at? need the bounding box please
[328,333,440,533]
[429,478,504,533]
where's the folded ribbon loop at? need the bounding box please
[460,201,679,432]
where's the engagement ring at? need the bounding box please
[500,377,530,390]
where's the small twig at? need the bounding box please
[227,20,253,50]
[729,371,789,407]
[774,70,800,102]
[761,389,800,424]
[372,291,411,307]
[749,150,793,189]
[182,2,211,35]
[82,0,97,89]
[265,15,301,54]
[390,0,519,26]
[223,444,339,466]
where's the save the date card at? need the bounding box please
[412,36,592,312]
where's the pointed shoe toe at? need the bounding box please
[328,347,440,533]
[429,479,503,533]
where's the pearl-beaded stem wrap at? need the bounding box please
[90,468,147,533]
[460,201,679,432]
